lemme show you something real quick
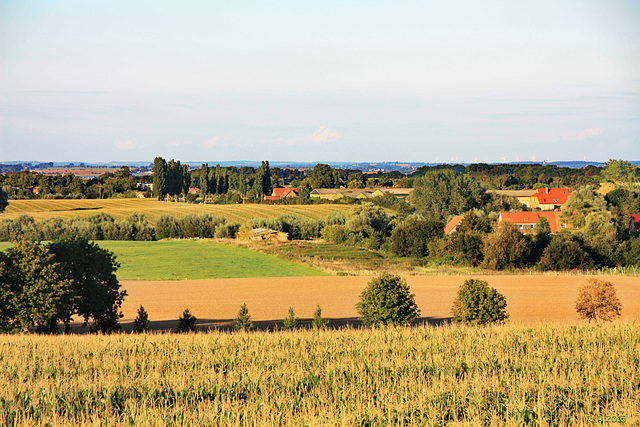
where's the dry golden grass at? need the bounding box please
[117,274,640,331]
[0,198,352,225]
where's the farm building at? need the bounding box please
[529,188,571,210]
[265,187,299,201]
[249,228,289,243]
[487,190,536,208]
[444,215,464,235]
[499,211,567,233]
[310,188,413,201]
[630,214,640,234]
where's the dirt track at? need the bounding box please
[119,274,640,331]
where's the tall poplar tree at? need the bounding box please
[153,157,168,201]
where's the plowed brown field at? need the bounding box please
[119,274,640,331]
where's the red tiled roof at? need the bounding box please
[531,188,571,205]
[272,187,298,198]
[500,211,563,233]
[630,214,640,233]
[444,215,464,235]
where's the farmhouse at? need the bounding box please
[629,214,640,234]
[444,215,464,235]
[310,188,413,201]
[529,188,571,210]
[265,187,299,201]
[499,211,567,233]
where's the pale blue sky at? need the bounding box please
[1,0,638,163]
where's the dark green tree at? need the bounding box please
[310,164,335,188]
[481,222,530,270]
[356,274,420,327]
[538,233,591,271]
[47,235,126,333]
[0,187,8,212]
[178,309,197,332]
[409,169,484,222]
[391,219,444,258]
[534,217,551,235]
[133,305,150,333]
[153,157,168,200]
[1,241,74,333]
[282,307,300,330]
[235,303,253,332]
[451,279,509,325]
[200,164,209,197]
[312,304,329,330]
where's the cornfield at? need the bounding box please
[1,322,637,426]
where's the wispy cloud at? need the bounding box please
[284,126,341,146]
[203,136,232,148]
[115,140,146,150]
[564,127,604,141]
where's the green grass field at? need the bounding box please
[1,323,637,426]
[0,240,328,280]
[0,198,352,225]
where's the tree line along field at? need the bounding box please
[0,323,637,426]
[0,198,353,224]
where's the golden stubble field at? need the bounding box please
[118,274,640,331]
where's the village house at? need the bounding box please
[629,214,640,234]
[529,188,571,210]
[444,215,465,235]
[499,211,567,233]
[487,190,536,208]
[265,187,299,201]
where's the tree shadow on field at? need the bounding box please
[119,316,453,333]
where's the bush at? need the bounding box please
[133,305,150,333]
[575,279,622,322]
[177,309,197,333]
[282,307,300,330]
[356,274,420,327]
[451,279,509,325]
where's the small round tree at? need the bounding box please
[177,309,197,333]
[356,274,420,327]
[451,279,509,325]
[133,305,150,333]
[575,279,622,322]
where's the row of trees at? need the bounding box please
[0,236,126,333]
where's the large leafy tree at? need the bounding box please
[602,159,638,183]
[391,218,444,258]
[481,222,530,270]
[409,169,484,222]
[0,241,74,333]
[356,274,420,327]
[451,279,509,325]
[560,185,607,229]
[153,157,168,200]
[47,235,126,333]
[310,163,335,189]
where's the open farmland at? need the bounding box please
[117,274,640,331]
[0,198,352,224]
[1,323,638,426]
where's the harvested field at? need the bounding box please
[0,198,352,224]
[118,274,640,331]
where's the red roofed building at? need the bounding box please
[530,188,571,210]
[630,214,640,234]
[499,211,567,233]
[444,215,464,236]
[264,187,299,201]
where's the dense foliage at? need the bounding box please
[356,274,420,327]
[0,237,125,333]
[451,279,509,325]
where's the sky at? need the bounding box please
[1,0,639,164]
